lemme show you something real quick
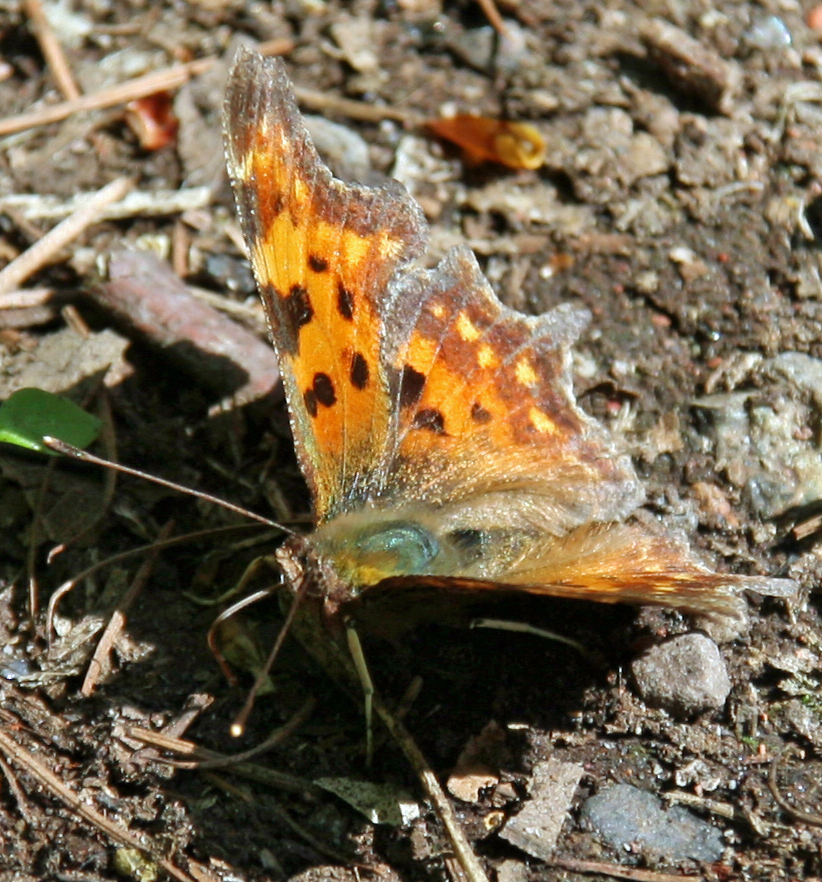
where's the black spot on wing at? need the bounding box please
[412,408,446,434]
[308,254,328,272]
[236,178,285,224]
[471,402,492,423]
[285,284,314,327]
[313,372,336,407]
[350,352,369,390]
[304,388,318,417]
[337,282,355,320]
[268,189,286,218]
[399,365,426,409]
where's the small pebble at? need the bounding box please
[304,115,373,184]
[449,25,496,72]
[640,17,739,114]
[580,784,725,863]
[744,15,792,50]
[631,633,731,717]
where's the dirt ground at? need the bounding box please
[1,1,822,881]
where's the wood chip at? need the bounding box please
[94,249,280,409]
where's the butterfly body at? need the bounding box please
[225,47,795,643]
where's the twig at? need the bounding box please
[81,520,177,696]
[0,287,54,309]
[548,857,701,881]
[177,697,316,770]
[0,177,133,295]
[0,755,37,826]
[663,789,745,822]
[0,186,211,222]
[293,84,418,125]
[23,0,81,100]
[372,692,491,882]
[0,725,200,882]
[26,456,57,620]
[0,39,294,138]
[475,0,509,37]
[287,602,490,882]
[0,58,214,137]
[768,748,822,827]
[124,726,317,796]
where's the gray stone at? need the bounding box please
[304,115,372,185]
[631,633,731,717]
[694,352,822,519]
[580,784,724,863]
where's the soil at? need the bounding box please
[1,2,822,881]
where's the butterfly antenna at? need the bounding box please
[229,573,311,737]
[43,436,293,534]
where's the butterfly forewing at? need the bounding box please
[224,48,427,521]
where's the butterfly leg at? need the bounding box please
[470,617,605,668]
[345,622,375,764]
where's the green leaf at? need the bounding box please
[0,388,102,455]
[315,777,421,826]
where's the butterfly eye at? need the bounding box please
[357,521,441,576]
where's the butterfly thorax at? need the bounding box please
[275,514,451,635]
[309,506,471,589]
[277,505,546,635]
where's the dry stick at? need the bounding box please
[0,287,54,309]
[293,84,418,125]
[372,692,490,882]
[289,607,490,882]
[0,187,212,222]
[0,755,37,826]
[175,697,316,771]
[133,711,354,870]
[0,39,294,138]
[0,177,133,295]
[548,857,701,882]
[125,726,317,796]
[475,0,509,36]
[0,58,214,137]
[26,457,57,621]
[81,520,177,697]
[23,0,81,100]
[0,726,202,882]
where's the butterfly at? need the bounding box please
[223,46,794,651]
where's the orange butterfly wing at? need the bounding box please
[381,246,643,532]
[226,49,795,623]
[224,47,425,522]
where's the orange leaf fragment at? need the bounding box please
[426,114,546,170]
[125,91,179,151]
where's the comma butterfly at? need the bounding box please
[223,47,793,648]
